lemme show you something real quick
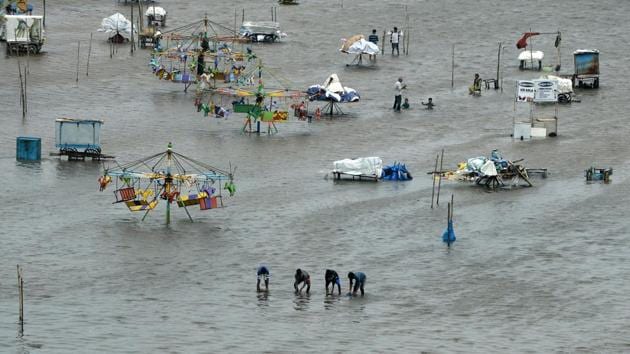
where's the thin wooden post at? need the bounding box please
[382,30,386,55]
[431,153,439,208]
[436,149,444,206]
[23,65,27,115]
[17,265,24,324]
[43,0,46,27]
[130,5,135,54]
[451,44,455,88]
[496,42,501,87]
[242,9,245,23]
[86,33,93,76]
[75,41,80,83]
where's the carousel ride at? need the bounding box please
[148,15,251,91]
[194,60,308,134]
[98,143,236,225]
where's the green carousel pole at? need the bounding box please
[165,142,173,225]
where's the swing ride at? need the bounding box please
[98,143,236,225]
[148,15,252,91]
[195,59,308,134]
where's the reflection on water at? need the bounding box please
[293,293,310,311]
[256,291,269,308]
[323,294,341,310]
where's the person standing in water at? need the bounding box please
[348,271,366,296]
[393,77,406,112]
[368,29,379,61]
[422,97,435,109]
[325,269,341,295]
[390,27,402,56]
[294,268,311,294]
[256,265,270,292]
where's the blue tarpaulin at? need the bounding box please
[381,162,412,181]
[442,220,456,245]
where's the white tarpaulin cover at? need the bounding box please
[323,73,344,93]
[341,38,379,55]
[518,50,544,61]
[479,160,498,176]
[145,7,166,18]
[546,75,573,94]
[98,13,134,37]
[333,157,383,177]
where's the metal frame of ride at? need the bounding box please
[195,59,308,134]
[98,143,236,225]
[148,15,250,91]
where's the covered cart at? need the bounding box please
[53,118,112,160]
[239,21,283,42]
[145,6,167,27]
[573,49,599,88]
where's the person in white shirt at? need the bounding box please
[390,27,402,56]
[393,77,406,111]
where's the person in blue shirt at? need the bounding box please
[256,265,270,292]
[348,271,366,296]
[325,269,341,295]
[294,268,311,294]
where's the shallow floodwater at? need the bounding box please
[1,0,630,352]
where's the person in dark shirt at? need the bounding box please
[368,29,379,61]
[256,265,270,292]
[325,269,341,295]
[421,97,435,109]
[294,268,311,294]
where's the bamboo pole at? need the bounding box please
[18,62,24,113]
[23,65,27,115]
[17,265,24,324]
[431,153,439,209]
[436,149,444,205]
[451,44,455,88]
[86,33,93,76]
[43,0,46,27]
[496,42,501,88]
[382,30,386,55]
[75,41,80,83]
[130,5,135,54]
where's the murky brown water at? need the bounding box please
[1,0,630,352]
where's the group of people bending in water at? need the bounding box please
[256,266,367,296]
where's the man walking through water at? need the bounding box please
[390,27,402,56]
[393,77,406,112]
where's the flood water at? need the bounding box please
[1,0,630,352]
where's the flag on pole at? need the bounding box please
[516,32,540,49]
